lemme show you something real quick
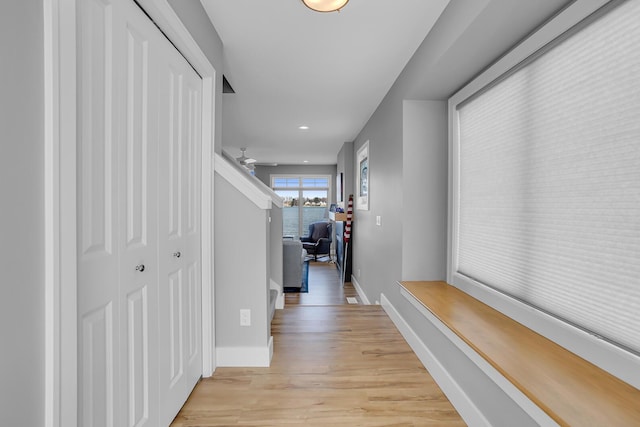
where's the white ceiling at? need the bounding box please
[200,0,451,165]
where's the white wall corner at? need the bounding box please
[351,276,371,305]
[214,153,272,210]
[270,279,284,309]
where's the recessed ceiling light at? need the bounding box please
[303,160,309,163]
[299,125,309,130]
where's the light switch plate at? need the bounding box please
[240,309,251,326]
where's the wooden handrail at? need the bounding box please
[400,280,640,426]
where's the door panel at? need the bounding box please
[124,25,151,248]
[125,287,149,427]
[117,2,159,426]
[157,41,202,425]
[186,86,200,236]
[81,304,115,427]
[168,269,184,386]
[167,67,182,240]
[187,261,199,363]
[79,0,114,257]
[77,0,119,425]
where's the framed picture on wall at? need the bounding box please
[356,140,369,210]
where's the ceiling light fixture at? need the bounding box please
[236,147,257,165]
[301,0,349,13]
[299,125,309,130]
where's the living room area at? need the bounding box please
[251,156,358,305]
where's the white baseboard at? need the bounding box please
[351,275,370,305]
[380,293,491,427]
[216,337,274,367]
[270,279,285,309]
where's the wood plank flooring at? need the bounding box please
[285,261,361,306]
[170,263,465,426]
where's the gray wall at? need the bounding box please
[401,100,447,281]
[348,0,573,420]
[350,0,571,305]
[351,98,405,303]
[167,0,224,155]
[214,176,270,348]
[0,1,45,425]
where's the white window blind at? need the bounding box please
[455,0,640,355]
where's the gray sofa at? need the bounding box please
[283,239,306,289]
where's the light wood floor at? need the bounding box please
[170,262,465,426]
[285,260,361,306]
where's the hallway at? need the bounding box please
[170,263,465,426]
[285,260,362,306]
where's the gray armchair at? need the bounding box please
[301,221,332,261]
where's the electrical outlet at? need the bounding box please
[357,268,361,277]
[376,215,381,226]
[240,309,251,326]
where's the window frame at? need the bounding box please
[447,0,639,388]
[271,174,332,238]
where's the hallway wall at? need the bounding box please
[0,1,45,425]
[349,0,571,311]
[167,0,224,156]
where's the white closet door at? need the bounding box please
[156,39,203,426]
[77,0,202,426]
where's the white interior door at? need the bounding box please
[156,34,203,426]
[77,0,202,425]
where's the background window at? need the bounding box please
[272,175,331,238]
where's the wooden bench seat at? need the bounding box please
[399,280,640,426]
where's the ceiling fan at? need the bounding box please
[236,147,257,166]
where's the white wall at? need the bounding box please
[0,1,45,425]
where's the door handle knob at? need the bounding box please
[135,264,145,272]
[173,251,181,258]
